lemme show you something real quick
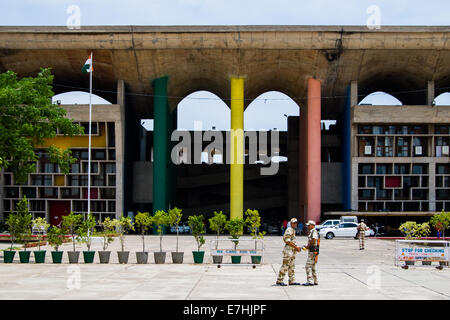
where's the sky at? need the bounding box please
[5,0,450,130]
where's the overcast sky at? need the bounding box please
[5,0,450,130]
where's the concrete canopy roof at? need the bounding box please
[1,25,449,119]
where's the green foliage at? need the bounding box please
[429,210,450,237]
[9,196,33,251]
[153,210,171,252]
[99,217,116,251]
[31,216,50,251]
[225,218,245,250]
[0,68,83,183]
[209,211,227,249]
[134,211,153,252]
[61,212,83,252]
[47,225,65,251]
[188,215,206,251]
[48,145,77,174]
[399,221,431,240]
[111,215,134,252]
[167,207,183,252]
[244,209,265,250]
[77,213,96,251]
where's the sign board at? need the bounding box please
[396,243,449,262]
[211,249,261,256]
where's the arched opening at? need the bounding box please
[52,91,112,105]
[434,92,450,106]
[358,91,403,106]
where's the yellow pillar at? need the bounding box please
[230,77,244,220]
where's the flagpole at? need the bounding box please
[87,51,93,232]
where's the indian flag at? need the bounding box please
[82,54,93,73]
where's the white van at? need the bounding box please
[339,216,358,224]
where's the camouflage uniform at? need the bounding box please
[358,222,367,249]
[305,228,319,285]
[276,226,297,284]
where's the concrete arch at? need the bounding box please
[358,91,403,106]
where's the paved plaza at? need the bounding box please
[0,235,448,300]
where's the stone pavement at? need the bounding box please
[0,235,448,300]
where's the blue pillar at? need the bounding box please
[342,86,351,210]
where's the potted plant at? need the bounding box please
[4,211,22,263]
[399,221,431,266]
[153,210,170,264]
[188,215,206,264]
[111,216,134,264]
[225,218,245,264]
[15,197,32,263]
[209,211,227,264]
[78,213,97,263]
[168,207,184,264]
[98,217,116,264]
[62,212,83,263]
[47,225,65,263]
[31,217,50,263]
[244,209,266,264]
[134,211,153,264]
[430,210,450,267]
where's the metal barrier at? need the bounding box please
[395,240,449,269]
[210,238,264,268]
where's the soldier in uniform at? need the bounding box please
[357,219,368,250]
[275,218,301,286]
[302,220,319,286]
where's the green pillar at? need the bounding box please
[152,76,169,214]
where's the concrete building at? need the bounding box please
[0,26,449,228]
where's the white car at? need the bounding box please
[320,222,371,239]
[315,219,340,231]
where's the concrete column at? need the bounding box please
[299,107,307,222]
[350,81,358,211]
[230,77,244,220]
[306,78,321,223]
[427,81,435,106]
[342,86,352,210]
[429,161,436,211]
[151,76,169,213]
[115,79,125,219]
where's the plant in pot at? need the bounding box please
[111,216,134,264]
[47,225,65,263]
[188,215,206,264]
[31,217,50,263]
[244,209,266,264]
[399,221,431,266]
[134,211,153,264]
[4,211,23,263]
[430,210,450,267]
[208,210,227,264]
[98,217,115,264]
[15,197,32,263]
[62,212,83,263]
[225,218,245,264]
[168,207,184,264]
[153,210,171,264]
[78,213,97,263]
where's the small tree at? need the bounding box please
[31,217,50,251]
[209,211,227,249]
[47,225,65,251]
[168,207,183,253]
[225,218,245,250]
[99,217,116,251]
[111,216,134,252]
[5,212,21,251]
[430,210,450,238]
[62,212,83,252]
[77,213,96,251]
[399,221,431,240]
[244,209,266,250]
[153,210,170,252]
[134,211,153,252]
[14,197,32,251]
[188,215,206,252]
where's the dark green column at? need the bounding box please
[151,76,169,214]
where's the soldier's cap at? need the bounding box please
[306,220,316,226]
[290,218,298,224]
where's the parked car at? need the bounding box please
[265,224,279,234]
[315,219,340,231]
[339,216,358,224]
[319,222,371,239]
[181,222,191,234]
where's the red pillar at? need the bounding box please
[306,78,321,223]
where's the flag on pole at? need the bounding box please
[82,54,93,73]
